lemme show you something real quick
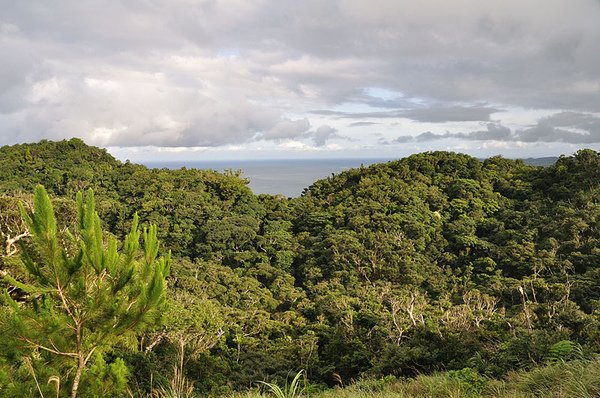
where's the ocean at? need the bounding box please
[142,158,395,197]
[141,156,557,197]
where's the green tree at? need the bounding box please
[1,186,170,398]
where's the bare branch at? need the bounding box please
[20,336,78,358]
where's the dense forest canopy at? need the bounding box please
[2,138,600,396]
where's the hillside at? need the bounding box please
[1,140,600,396]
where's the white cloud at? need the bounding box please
[1,0,600,158]
[28,78,66,104]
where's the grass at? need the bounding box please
[258,370,306,398]
[226,357,600,398]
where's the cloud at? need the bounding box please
[349,121,379,127]
[400,106,500,123]
[311,105,500,122]
[1,0,600,152]
[306,125,346,146]
[257,118,311,141]
[392,135,415,144]
[3,71,294,147]
[396,113,600,143]
[414,123,512,141]
[544,111,600,130]
[516,113,600,143]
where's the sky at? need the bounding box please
[1,0,600,161]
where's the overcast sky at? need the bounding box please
[1,0,600,161]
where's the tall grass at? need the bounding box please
[150,365,194,398]
[227,357,600,398]
[493,359,600,397]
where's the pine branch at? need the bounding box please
[20,336,78,358]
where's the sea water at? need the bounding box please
[142,158,395,197]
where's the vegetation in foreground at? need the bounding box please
[232,358,600,398]
[2,139,600,396]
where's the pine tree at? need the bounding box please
[1,186,170,398]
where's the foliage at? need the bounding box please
[548,340,583,363]
[447,367,488,394]
[0,185,169,397]
[3,140,600,395]
[259,370,306,398]
[229,358,600,398]
[151,365,194,398]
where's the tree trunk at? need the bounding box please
[71,355,85,398]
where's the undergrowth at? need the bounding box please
[226,357,600,398]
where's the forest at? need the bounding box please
[1,138,600,397]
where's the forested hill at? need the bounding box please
[2,139,600,396]
[0,138,258,257]
[0,138,121,194]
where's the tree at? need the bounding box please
[1,186,170,398]
[0,195,30,258]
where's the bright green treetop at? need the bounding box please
[1,185,170,398]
